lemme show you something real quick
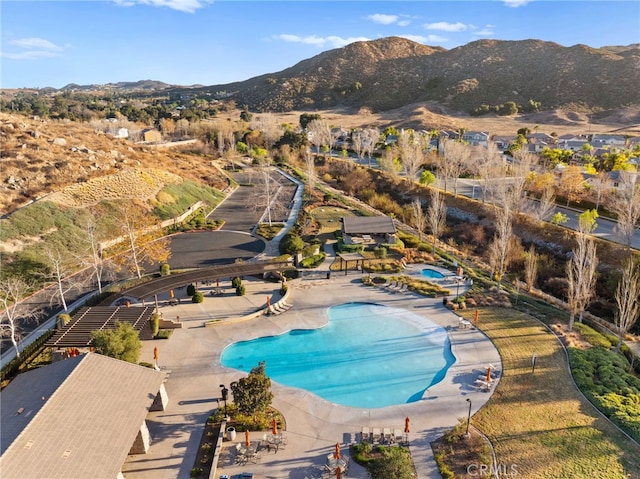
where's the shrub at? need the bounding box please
[159,263,170,276]
[300,253,326,268]
[57,313,71,329]
[186,284,196,296]
[192,291,204,303]
[236,284,246,296]
[231,277,242,288]
[373,246,388,259]
[150,313,160,336]
[280,232,304,255]
[155,329,173,339]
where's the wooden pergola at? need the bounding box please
[336,253,368,275]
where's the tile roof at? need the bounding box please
[0,353,165,479]
[342,216,396,235]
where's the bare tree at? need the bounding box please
[614,257,640,350]
[306,119,332,160]
[529,186,557,223]
[304,147,316,194]
[110,203,172,279]
[608,171,640,254]
[410,199,427,242]
[488,198,514,290]
[566,210,599,331]
[40,247,87,313]
[0,278,36,358]
[351,129,366,164]
[440,139,470,196]
[252,113,282,152]
[363,128,379,167]
[475,142,502,203]
[427,187,447,253]
[397,130,424,183]
[524,245,539,292]
[79,215,114,294]
[590,171,612,211]
[249,166,288,226]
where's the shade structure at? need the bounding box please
[404,417,410,434]
[486,366,492,382]
[474,309,479,323]
[334,442,340,460]
[245,430,250,447]
[272,418,278,435]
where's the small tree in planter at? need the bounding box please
[192,291,204,303]
[186,284,196,296]
[150,312,160,336]
[236,284,246,296]
[231,277,242,289]
[160,263,171,276]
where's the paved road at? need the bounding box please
[454,177,640,250]
[167,231,264,270]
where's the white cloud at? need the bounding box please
[1,37,66,60]
[503,0,532,7]
[113,0,211,13]
[273,34,370,49]
[424,21,471,32]
[397,20,410,27]
[399,34,448,44]
[367,14,399,25]
[9,37,63,51]
[473,28,495,37]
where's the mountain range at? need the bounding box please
[59,37,640,114]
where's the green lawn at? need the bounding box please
[459,307,640,478]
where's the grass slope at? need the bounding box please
[459,307,640,478]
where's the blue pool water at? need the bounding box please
[221,302,456,408]
[421,268,446,279]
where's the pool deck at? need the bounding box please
[122,273,501,479]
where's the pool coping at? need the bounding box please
[123,274,502,479]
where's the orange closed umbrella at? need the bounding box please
[404,417,410,434]
[245,430,250,447]
[474,309,479,323]
[334,442,340,460]
[153,347,158,360]
[336,466,341,479]
[267,296,271,308]
[169,289,174,298]
[486,366,492,382]
[272,418,278,435]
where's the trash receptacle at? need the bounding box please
[226,427,236,441]
[326,272,331,279]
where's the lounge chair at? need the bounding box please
[395,283,409,294]
[372,427,381,443]
[382,427,393,443]
[361,426,371,442]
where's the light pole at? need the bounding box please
[219,384,228,418]
[465,398,472,438]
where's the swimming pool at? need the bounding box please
[221,302,456,408]
[421,268,446,279]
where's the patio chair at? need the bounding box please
[372,427,382,443]
[384,281,398,291]
[361,426,371,442]
[395,283,409,294]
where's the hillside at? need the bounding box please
[183,37,640,113]
[0,113,229,216]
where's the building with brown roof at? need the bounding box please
[0,353,167,479]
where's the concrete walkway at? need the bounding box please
[121,272,500,479]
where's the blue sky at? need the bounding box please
[1,1,639,89]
